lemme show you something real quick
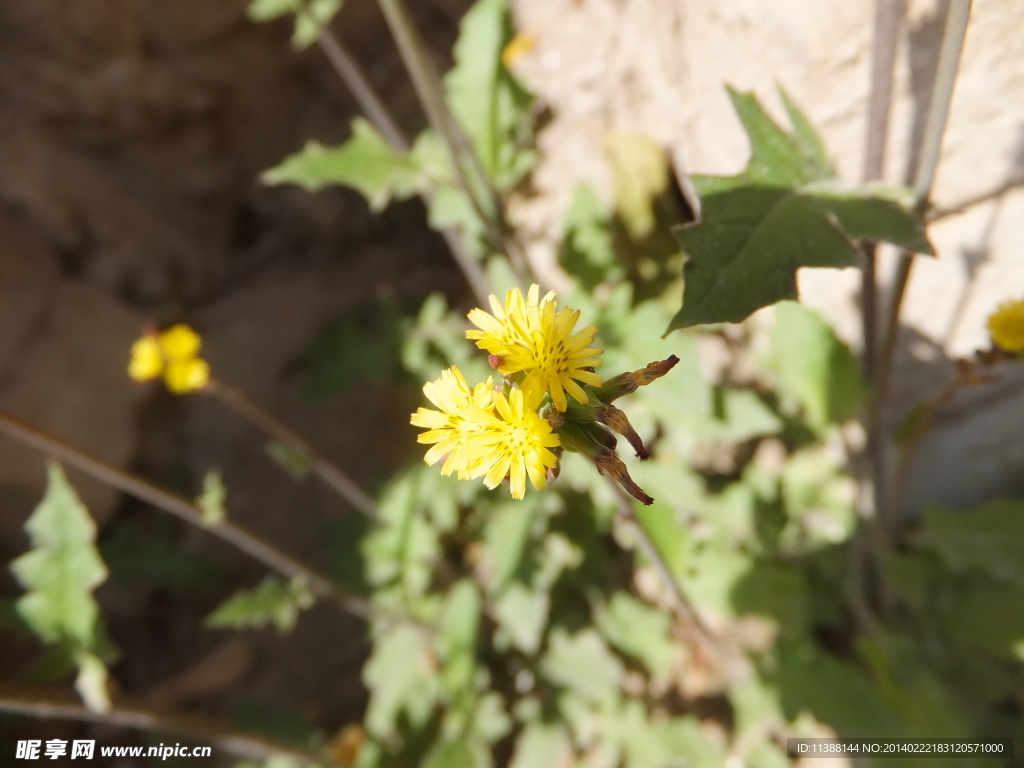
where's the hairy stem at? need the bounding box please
[207,380,382,524]
[0,407,372,620]
[0,683,338,766]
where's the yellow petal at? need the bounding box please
[159,324,202,361]
[164,359,210,394]
[128,336,164,382]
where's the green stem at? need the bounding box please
[0,406,373,621]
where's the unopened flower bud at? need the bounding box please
[593,451,654,506]
[595,355,680,403]
[599,404,650,460]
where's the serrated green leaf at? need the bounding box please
[263,119,419,210]
[768,300,865,428]
[777,87,833,181]
[668,87,931,331]
[206,575,314,634]
[363,624,438,738]
[197,470,227,526]
[437,580,481,694]
[540,628,623,704]
[603,132,668,241]
[11,463,107,649]
[596,592,678,678]
[913,499,1024,590]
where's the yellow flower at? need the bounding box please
[410,366,495,479]
[467,285,603,412]
[988,300,1024,352]
[458,387,560,500]
[128,324,210,394]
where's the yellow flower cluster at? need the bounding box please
[412,285,602,499]
[466,284,603,412]
[128,324,210,394]
[987,299,1024,352]
[410,366,559,500]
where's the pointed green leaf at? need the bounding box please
[206,575,314,634]
[11,463,108,648]
[668,88,932,331]
[262,119,420,210]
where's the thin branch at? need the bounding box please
[312,25,494,305]
[207,381,382,524]
[0,683,337,766]
[871,0,972,544]
[0,407,373,621]
[849,0,905,635]
[373,0,530,283]
[606,481,715,644]
[928,177,1024,222]
[315,30,409,154]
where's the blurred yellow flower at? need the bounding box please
[467,285,603,411]
[987,300,1024,352]
[128,324,210,394]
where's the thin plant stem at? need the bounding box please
[312,24,493,305]
[872,0,972,544]
[373,0,530,282]
[0,683,339,766]
[928,178,1024,222]
[207,380,382,525]
[0,406,372,621]
[606,482,715,645]
[848,0,905,634]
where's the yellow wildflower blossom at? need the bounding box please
[458,387,560,500]
[987,299,1024,352]
[410,366,495,479]
[128,324,210,394]
[467,285,603,412]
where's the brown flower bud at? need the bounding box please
[598,404,650,460]
[595,355,680,403]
